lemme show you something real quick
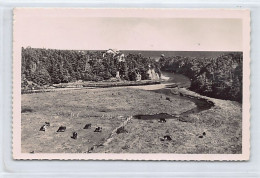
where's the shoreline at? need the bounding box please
[22,73,171,94]
[21,80,161,94]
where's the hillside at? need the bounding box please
[159,52,243,102]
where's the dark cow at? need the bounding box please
[94,127,102,132]
[158,118,166,123]
[57,126,66,132]
[160,135,172,141]
[71,132,77,139]
[166,97,171,101]
[83,124,91,129]
[116,126,128,134]
[39,125,46,132]
[164,135,172,141]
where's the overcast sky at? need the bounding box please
[14,9,243,51]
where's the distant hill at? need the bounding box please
[121,50,242,60]
[62,49,242,60]
[159,52,243,102]
[80,50,242,61]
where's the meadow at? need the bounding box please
[21,86,242,154]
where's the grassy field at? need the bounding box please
[21,86,242,154]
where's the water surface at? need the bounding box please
[134,72,214,120]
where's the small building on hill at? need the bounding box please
[103,49,125,62]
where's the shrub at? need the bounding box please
[21,107,33,113]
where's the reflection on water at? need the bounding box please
[154,88,214,117]
[160,72,191,88]
[134,113,173,120]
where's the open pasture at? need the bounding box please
[21,87,242,154]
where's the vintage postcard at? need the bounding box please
[13,8,250,160]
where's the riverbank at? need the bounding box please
[21,80,161,94]
[93,87,242,154]
[173,87,241,116]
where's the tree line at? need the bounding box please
[21,47,242,102]
[21,47,161,86]
[159,52,243,102]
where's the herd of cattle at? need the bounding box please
[38,117,207,143]
[39,122,103,140]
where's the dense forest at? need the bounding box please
[159,52,243,102]
[21,47,161,86]
[21,47,242,102]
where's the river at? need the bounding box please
[134,72,214,120]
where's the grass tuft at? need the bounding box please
[21,107,33,113]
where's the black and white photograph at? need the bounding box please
[12,8,250,160]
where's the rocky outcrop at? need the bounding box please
[136,73,142,81]
[147,68,160,80]
[116,71,120,79]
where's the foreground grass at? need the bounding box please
[21,87,194,153]
[21,86,242,154]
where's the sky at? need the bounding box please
[14,9,243,51]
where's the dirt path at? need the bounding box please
[103,116,133,146]
[126,83,168,90]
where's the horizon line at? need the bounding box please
[21,47,243,53]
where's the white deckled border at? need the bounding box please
[12,8,250,161]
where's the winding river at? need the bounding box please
[134,72,214,120]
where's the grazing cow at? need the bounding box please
[164,135,172,141]
[203,132,206,136]
[94,127,102,132]
[39,125,46,132]
[57,126,66,132]
[158,118,166,123]
[45,122,50,126]
[166,97,171,101]
[160,135,172,141]
[198,135,203,138]
[71,132,77,139]
[88,146,94,153]
[116,126,128,134]
[83,124,91,129]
